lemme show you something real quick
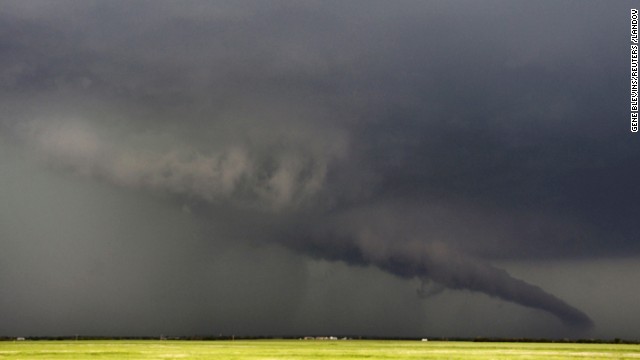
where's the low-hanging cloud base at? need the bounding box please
[1,0,637,338]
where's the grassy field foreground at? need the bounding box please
[1,340,640,359]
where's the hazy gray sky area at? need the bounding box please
[1,1,639,339]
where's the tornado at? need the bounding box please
[300,238,594,329]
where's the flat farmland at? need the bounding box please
[1,340,639,359]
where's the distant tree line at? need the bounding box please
[471,337,640,344]
[0,335,638,344]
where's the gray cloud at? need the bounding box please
[14,118,344,211]
[1,0,637,338]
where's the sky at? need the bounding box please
[1,0,639,339]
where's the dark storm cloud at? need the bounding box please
[1,0,636,337]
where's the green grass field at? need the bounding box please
[1,340,639,359]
